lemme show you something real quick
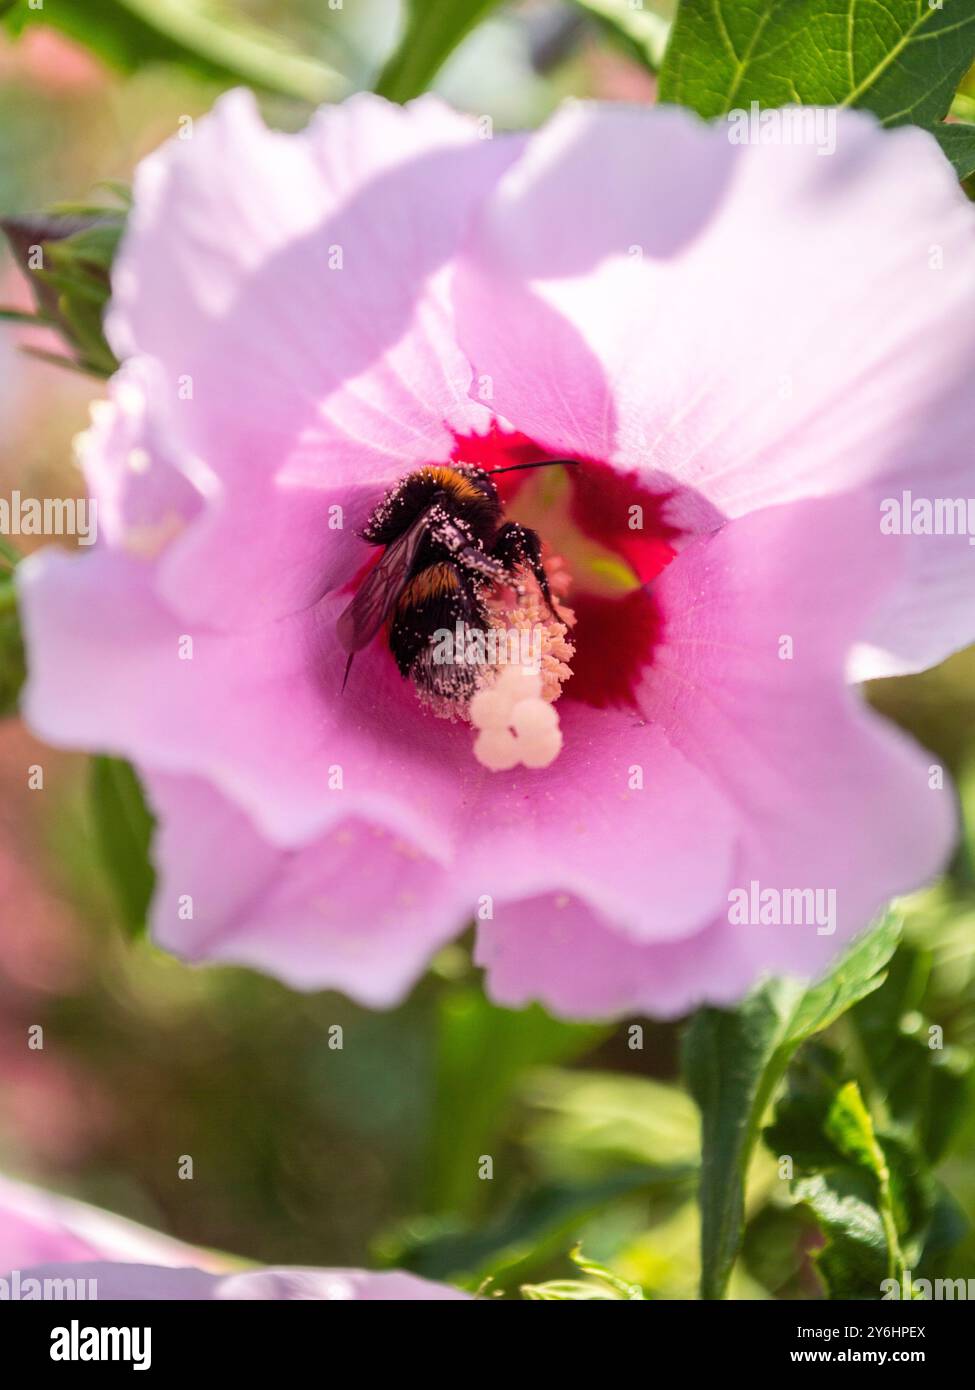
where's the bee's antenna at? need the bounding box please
[489,459,580,476]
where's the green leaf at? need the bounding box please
[766,1059,934,1297]
[2,208,125,377]
[374,0,504,103]
[2,0,344,104]
[570,0,675,72]
[520,1279,621,1299]
[825,1080,904,1283]
[915,1184,970,1279]
[89,755,156,937]
[660,0,975,126]
[930,121,975,179]
[522,1244,646,1300]
[683,914,900,1299]
[763,1041,849,1170]
[377,1171,653,1287]
[793,1169,893,1297]
[565,1244,647,1298]
[789,912,903,1042]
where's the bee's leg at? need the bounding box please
[429,517,508,583]
[490,522,556,615]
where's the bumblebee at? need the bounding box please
[337,460,575,697]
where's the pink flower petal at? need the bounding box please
[19,547,469,849]
[147,774,469,1006]
[0,1176,468,1300]
[22,548,733,961]
[480,490,955,1017]
[106,89,521,630]
[640,491,956,963]
[9,1262,470,1300]
[477,896,757,1019]
[17,95,967,1018]
[75,358,203,554]
[851,478,975,678]
[457,703,737,943]
[454,105,975,672]
[140,718,736,1002]
[0,1173,227,1271]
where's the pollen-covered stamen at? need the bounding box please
[463,561,575,772]
[471,667,564,771]
[414,555,576,741]
[482,557,575,706]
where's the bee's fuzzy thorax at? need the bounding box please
[361,464,499,548]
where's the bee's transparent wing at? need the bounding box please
[336,506,433,653]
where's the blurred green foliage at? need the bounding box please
[0,542,24,718]
[89,756,156,937]
[0,0,344,103]
[1,199,126,376]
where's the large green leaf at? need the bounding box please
[660,0,975,126]
[931,121,975,180]
[89,755,156,937]
[2,0,343,104]
[683,914,900,1299]
[374,0,504,103]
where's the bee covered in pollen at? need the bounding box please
[336,460,577,768]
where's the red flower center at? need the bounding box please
[452,427,679,708]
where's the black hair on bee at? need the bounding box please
[336,459,577,695]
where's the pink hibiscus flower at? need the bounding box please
[0,1174,467,1300]
[18,92,973,1017]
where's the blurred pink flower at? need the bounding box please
[0,728,88,998]
[0,1054,112,1166]
[0,1175,468,1300]
[18,93,975,1016]
[0,30,104,91]
[0,1173,228,1270]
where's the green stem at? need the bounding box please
[375,0,503,103]
[876,1159,905,1285]
[38,0,345,105]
